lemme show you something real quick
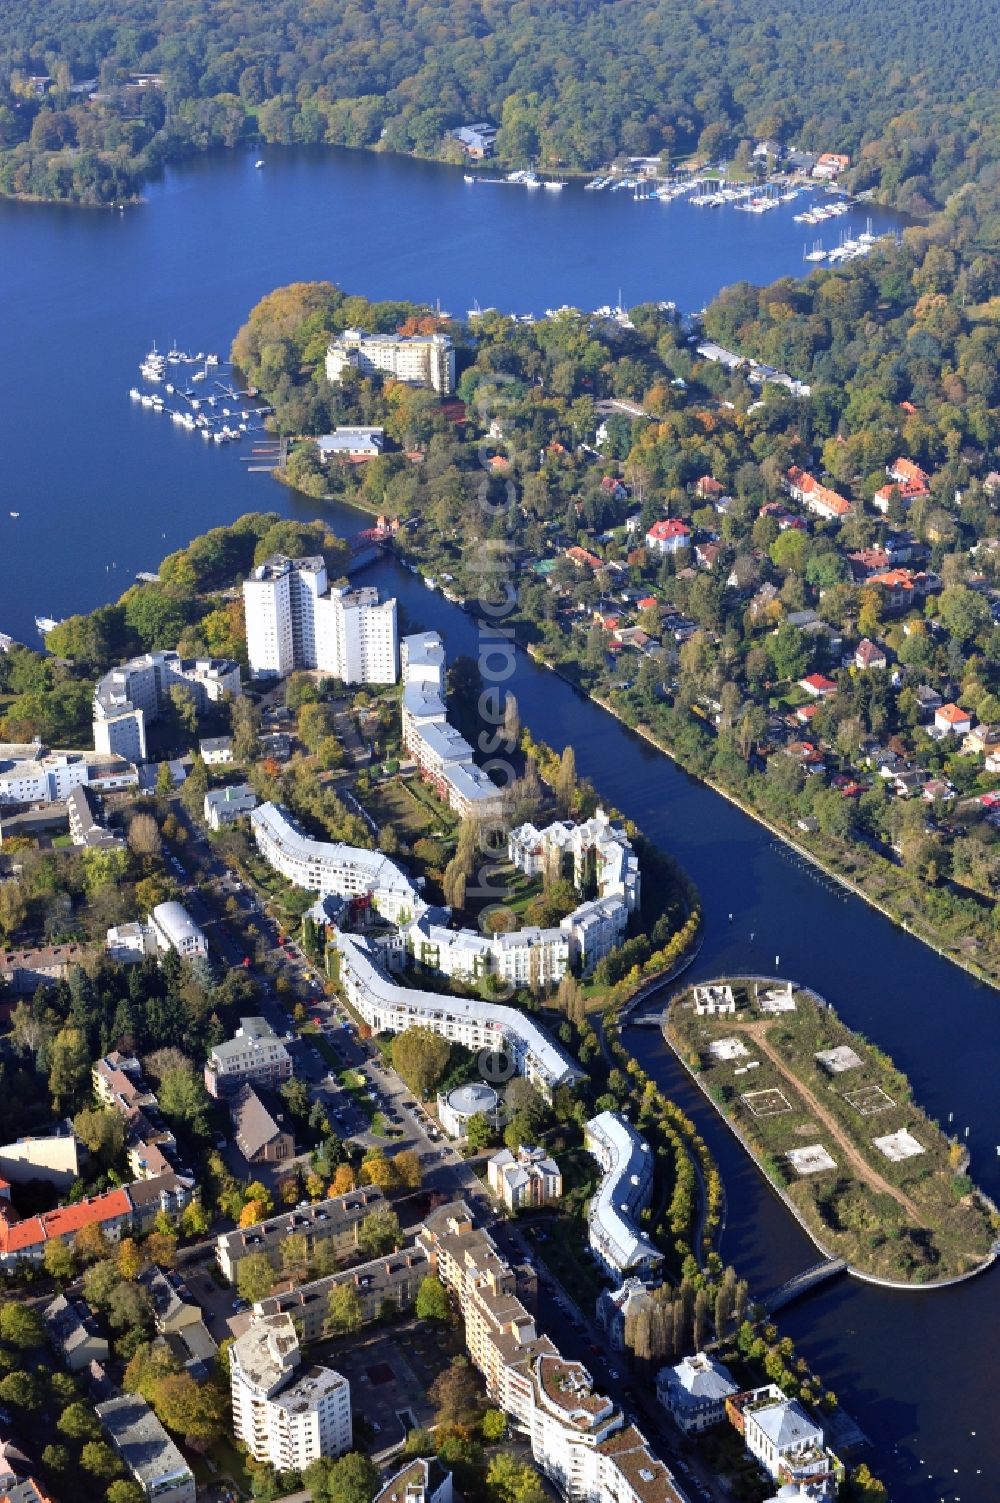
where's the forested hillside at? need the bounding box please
[3,0,1000,211]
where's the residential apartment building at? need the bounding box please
[325,328,455,394]
[258,1247,430,1342]
[374,1458,452,1503]
[216,1187,385,1283]
[65,784,124,849]
[93,650,241,762]
[400,631,505,820]
[488,1146,563,1211]
[417,1204,686,1503]
[204,1017,292,1099]
[726,1385,841,1497]
[334,931,582,1098]
[105,921,158,964]
[583,1112,663,1280]
[204,782,257,830]
[409,915,571,990]
[230,1314,351,1471]
[243,553,398,682]
[0,1129,79,1190]
[0,942,94,995]
[95,1393,196,1503]
[149,901,208,960]
[250,802,423,924]
[656,1353,738,1434]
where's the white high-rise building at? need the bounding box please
[230,1314,351,1472]
[93,651,241,763]
[325,329,455,395]
[243,555,397,683]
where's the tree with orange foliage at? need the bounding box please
[329,1164,356,1196]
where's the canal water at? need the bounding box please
[1,145,991,1499]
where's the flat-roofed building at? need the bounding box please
[93,650,240,762]
[230,1313,351,1471]
[374,1458,452,1503]
[95,1392,196,1503]
[243,554,397,683]
[326,329,454,395]
[0,742,138,805]
[216,1187,385,1283]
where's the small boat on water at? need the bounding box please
[35,616,61,635]
[255,159,265,169]
[463,174,476,184]
[544,179,565,191]
[9,511,19,518]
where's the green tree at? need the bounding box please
[236,1252,275,1304]
[80,1441,124,1482]
[48,1025,90,1111]
[390,1026,451,1098]
[326,1283,363,1336]
[358,1207,401,1258]
[0,1304,44,1349]
[303,1451,378,1503]
[415,1274,451,1322]
[464,1111,496,1152]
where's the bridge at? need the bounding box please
[623,1012,669,1029]
[759,1258,848,1315]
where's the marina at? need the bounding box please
[129,345,272,445]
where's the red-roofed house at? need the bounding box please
[795,702,820,725]
[695,541,722,569]
[889,457,930,490]
[813,152,850,178]
[566,546,603,571]
[637,596,658,611]
[854,639,888,671]
[695,476,725,500]
[867,568,938,611]
[785,467,850,521]
[645,519,692,554]
[935,703,972,736]
[799,673,838,698]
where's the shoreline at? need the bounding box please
[657,979,1000,1293]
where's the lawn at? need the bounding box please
[360,774,455,839]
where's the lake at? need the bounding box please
[0,144,901,643]
[1,145,991,1501]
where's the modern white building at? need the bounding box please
[334,931,582,1097]
[105,920,158,964]
[374,1458,452,1503]
[149,901,208,961]
[583,1112,663,1279]
[437,1082,502,1140]
[316,427,385,460]
[657,1352,738,1434]
[230,1313,351,1472]
[93,651,241,763]
[508,810,641,970]
[729,1385,840,1497]
[243,554,398,683]
[250,802,423,924]
[325,329,455,395]
[400,631,503,819]
[0,743,138,805]
[488,1145,562,1210]
[409,915,571,990]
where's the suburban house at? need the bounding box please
[694,476,725,501]
[44,1294,110,1371]
[198,736,233,765]
[854,639,888,671]
[812,152,849,178]
[645,519,692,554]
[935,703,972,737]
[487,1145,562,1211]
[798,673,837,699]
[785,467,850,521]
[964,723,1000,757]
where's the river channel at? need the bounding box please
[0,146,992,1500]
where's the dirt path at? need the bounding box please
[736,1019,923,1223]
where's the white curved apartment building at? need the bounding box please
[334,931,581,1097]
[250,802,422,924]
[583,1111,663,1278]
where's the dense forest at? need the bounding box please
[4,0,1000,216]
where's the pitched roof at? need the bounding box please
[936,702,970,724]
[646,519,691,542]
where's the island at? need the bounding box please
[665,976,998,1285]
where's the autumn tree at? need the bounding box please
[390,1026,451,1098]
[235,1251,274,1304]
[327,1282,363,1336]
